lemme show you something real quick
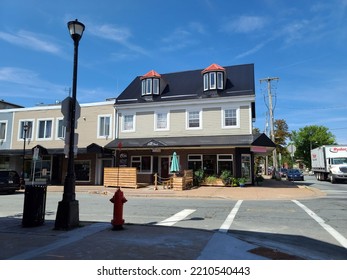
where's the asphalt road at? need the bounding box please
[1,175,346,259]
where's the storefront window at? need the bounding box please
[217,154,233,175]
[241,154,251,183]
[131,156,152,173]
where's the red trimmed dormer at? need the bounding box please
[201,63,226,91]
[141,70,161,96]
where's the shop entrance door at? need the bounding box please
[241,154,252,183]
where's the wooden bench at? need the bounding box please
[104,167,138,188]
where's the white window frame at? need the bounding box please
[97,114,112,138]
[221,107,239,128]
[56,118,66,140]
[217,154,234,175]
[203,73,209,91]
[217,72,224,89]
[186,109,202,129]
[121,114,135,132]
[153,78,159,95]
[18,120,34,141]
[37,118,53,140]
[0,121,7,141]
[209,72,216,89]
[154,111,169,131]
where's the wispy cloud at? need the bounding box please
[88,24,149,56]
[160,22,206,52]
[0,67,64,97]
[0,30,61,54]
[221,16,268,34]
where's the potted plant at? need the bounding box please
[220,170,232,186]
[238,177,246,187]
[194,169,204,186]
[231,177,238,187]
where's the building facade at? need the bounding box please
[0,101,115,185]
[105,63,274,185]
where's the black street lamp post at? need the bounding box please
[55,19,85,230]
[21,123,29,187]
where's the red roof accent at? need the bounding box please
[201,63,226,74]
[140,70,161,80]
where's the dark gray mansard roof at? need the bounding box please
[116,63,255,104]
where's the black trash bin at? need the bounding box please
[22,183,47,227]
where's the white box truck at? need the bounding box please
[311,145,347,183]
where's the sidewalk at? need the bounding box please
[1,178,325,260]
[48,176,325,200]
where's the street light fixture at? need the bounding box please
[55,19,85,230]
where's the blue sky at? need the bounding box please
[1,0,347,144]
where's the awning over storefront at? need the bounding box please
[105,133,275,153]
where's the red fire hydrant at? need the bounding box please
[110,188,127,230]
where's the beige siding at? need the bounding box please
[11,102,114,150]
[118,104,251,139]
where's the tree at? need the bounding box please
[274,119,291,167]
[291,125,336,168]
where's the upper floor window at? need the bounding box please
[56,118,66,139]
[187,110,202,129]
[222,108,238,128]
[98,115,111,138]
[202,63,225,92]
[37,119,53,140]
[141,70,161,96]
[155,111,169,131]
[0,121,7,140]
[122,114,135,132]
[19,120,33,140]
[141,78,159,96]
[203,71,224,91]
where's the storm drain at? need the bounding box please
[248,247,304,260]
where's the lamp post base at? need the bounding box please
[54,200,79,230]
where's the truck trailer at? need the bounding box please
[311,145,347,183]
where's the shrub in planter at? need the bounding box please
[194,169,204,186]
[220,170,232,186]
[238,177,246,187]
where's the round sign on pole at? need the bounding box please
[287,144,296,156]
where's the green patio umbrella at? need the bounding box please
[170,152,180,174]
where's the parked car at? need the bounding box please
[279,168,288,178]
[0,170,21,194]
[286,169,304,181]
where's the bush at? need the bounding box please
[194,169,204,186]
[220,170,232,186]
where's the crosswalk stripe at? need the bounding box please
[219,200,243,233]
[155,209,196,226]
[293,200,347,249]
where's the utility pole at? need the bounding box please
[260,77,279,172]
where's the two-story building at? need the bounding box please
[0,101,115,185]
[105,63,275,185]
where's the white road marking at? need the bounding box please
[155,209,196,226]
[292,200,347,249]
[219,200,243,233]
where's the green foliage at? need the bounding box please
[194,169,204,186]
[220,170,232,185]
[238,177,246,185]
[205,175,218,184]
[291,125,336,168]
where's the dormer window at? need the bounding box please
[202,63,226,91]
[141,70,161,96]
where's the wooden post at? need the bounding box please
[154,173,158,190]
